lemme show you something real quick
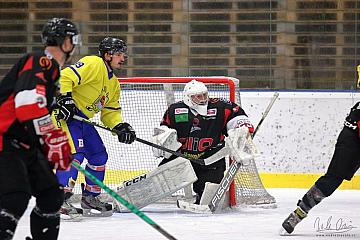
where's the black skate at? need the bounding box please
[280,206,307,235]
[59,192,83,221]
[81,185,112,217]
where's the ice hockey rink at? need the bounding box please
[14,188,360,240]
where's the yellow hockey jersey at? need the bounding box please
[60,55,122,129]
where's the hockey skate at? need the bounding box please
[81,185,113,217]
[59,192,83,221]
[280,206,307,235]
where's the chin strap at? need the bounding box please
[60,44,75,62]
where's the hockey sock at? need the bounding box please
[83,151,108,195]
[0,208,19,240]
[298,185,326,213]
[30,187,63,240]
[30,206,60,240]
[315,173,343,197]
[84,163,105,195]
[0,192,30,240]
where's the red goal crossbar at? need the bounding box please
[118,77,236,103]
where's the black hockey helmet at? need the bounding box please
[98,37,128,59]
[41,18,79,46]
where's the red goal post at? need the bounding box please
[118,76,239,206]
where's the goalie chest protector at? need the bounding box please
[161,98,248,160]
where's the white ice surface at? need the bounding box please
[13,188,360,240]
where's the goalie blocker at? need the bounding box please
[113,157,197,212]
[152,125,182,159]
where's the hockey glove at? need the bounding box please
[114,123,136,144]
[41,129,73,170]
[56,92,76,121]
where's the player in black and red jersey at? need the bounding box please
[281,99,360,235]
[0,18,80,240]
[153,79,254,204]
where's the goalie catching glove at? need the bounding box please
[41,129,73,170]
[225,126,258,165]
[114,122,136,144]
[152,125,182,158]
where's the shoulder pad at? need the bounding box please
[212,98,232,105]
[208,98,220,103]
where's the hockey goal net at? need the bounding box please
[74,76,275,207]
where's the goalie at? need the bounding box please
[153,79,255,205]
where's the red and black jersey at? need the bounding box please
[161,98,251,161]
[0,51,60,150]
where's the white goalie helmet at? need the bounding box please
[183,80,209,116]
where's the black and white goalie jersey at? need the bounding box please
[160,98,254,164]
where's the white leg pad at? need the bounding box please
[114,157,197,212]
[200,182,229,209]
[182,184,196,202]
[177,182,230,214]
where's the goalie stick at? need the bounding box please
[252,92,280,137]
[178,92,279,213]
[71,161,177,240]
[208,91,279,213]
[72,115,205,166]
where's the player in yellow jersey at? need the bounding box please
[55,37,136,218]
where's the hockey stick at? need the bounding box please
[71,161,177,240]
[252,92,280,137]
[72,115,205,166]
[208,91,279,213]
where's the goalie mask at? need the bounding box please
[183,80,208,116]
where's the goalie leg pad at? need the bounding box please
[200,182,228,208]
[177,182,231,214]
[114,157,197,212]
[182,184,196,203]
